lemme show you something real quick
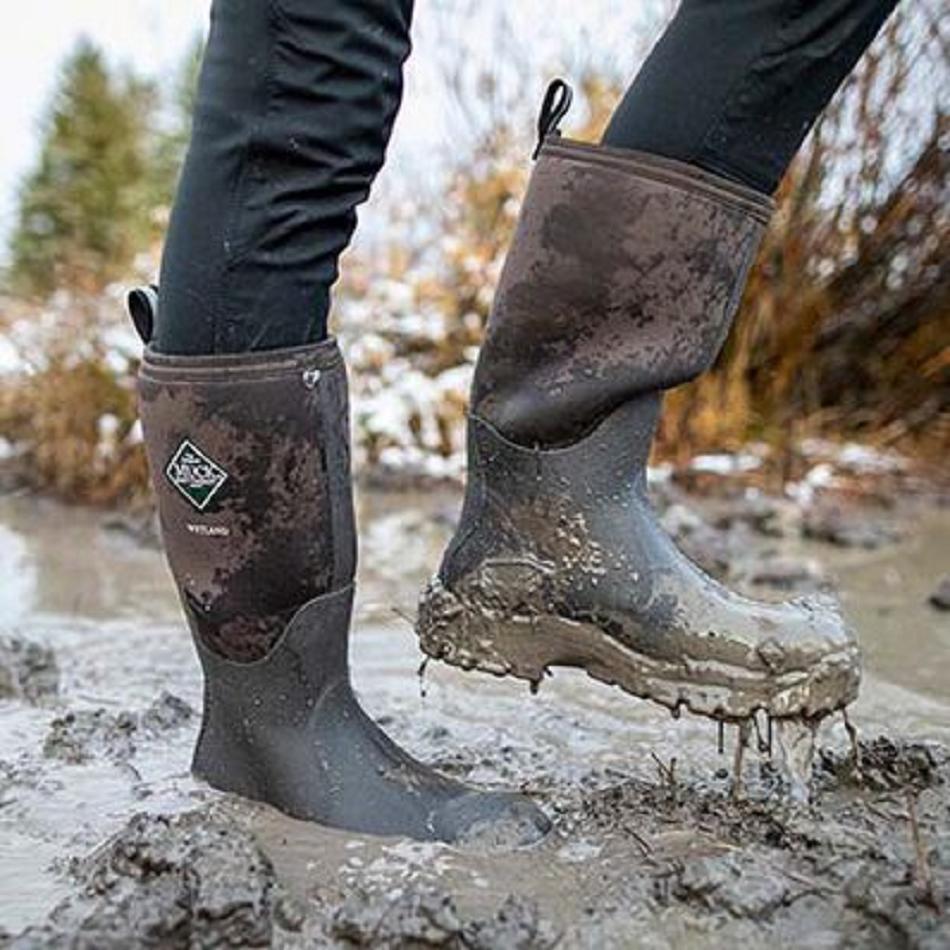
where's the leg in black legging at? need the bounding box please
[155,0,414,355]
[604,0,898,193]
[155,0,898,357]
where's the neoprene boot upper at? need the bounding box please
[472,139,771,446]
[139,341,354,663]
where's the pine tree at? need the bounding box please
[8,39,160,298]
[151,34,205,210]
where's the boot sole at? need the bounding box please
[417,577,860,722]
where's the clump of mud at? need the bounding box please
[43,692,194,764]
[0,636,59,704]
[566,737,948,947]
[817,735,940,792]
[329,889,557,948]
[10,808,559,949]
[10,810,281,949]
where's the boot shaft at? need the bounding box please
[137,340,356,662]
[473,137,773,447]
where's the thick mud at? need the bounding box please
[1,485,948,948]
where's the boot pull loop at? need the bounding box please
[532,78,573,160]
[127,284,159,345]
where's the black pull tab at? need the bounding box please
[533,78,573,159]
[127,284,158,345]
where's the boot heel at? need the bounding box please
[417,572,570,688]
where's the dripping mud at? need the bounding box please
[1,482,949,948]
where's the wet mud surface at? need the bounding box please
[1,484,948,948]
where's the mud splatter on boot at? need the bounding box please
[417,83,860,728]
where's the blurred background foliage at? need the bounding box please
[0,2,945,505]
[9,40,165,299]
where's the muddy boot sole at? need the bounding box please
[418,576,861,722]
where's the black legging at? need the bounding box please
[154,0,897,355]
[604,0,898,191]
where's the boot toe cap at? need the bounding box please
[758,595,859,670]
[433,790,552,847]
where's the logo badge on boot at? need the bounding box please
[166,439,228,511]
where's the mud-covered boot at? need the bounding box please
[131,294,550,843]
[417,86,860,723]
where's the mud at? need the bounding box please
[11,810,278,949]
[329,888,556,948]
[573,738,948,944]
[0,637,59,704]
[42,692,193,765]
[1,486,948,948]
[733,554,827,592]
[11,806,557,948]
[803,501,904,549]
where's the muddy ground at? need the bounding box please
[0,476,948,948]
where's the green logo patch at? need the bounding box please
[165,439,228,511]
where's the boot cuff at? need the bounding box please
[140,338,343,384]
[539,139,774,225]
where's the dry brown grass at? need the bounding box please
[662,8,948,469]
[432,7,948,474]
[0,297,147,505]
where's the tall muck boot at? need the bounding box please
[417,84,860,724]
[131,293,549,843]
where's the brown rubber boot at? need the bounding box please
[132,297,550,843]
[416,83,860,723]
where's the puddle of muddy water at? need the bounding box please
[0,489,948,946]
